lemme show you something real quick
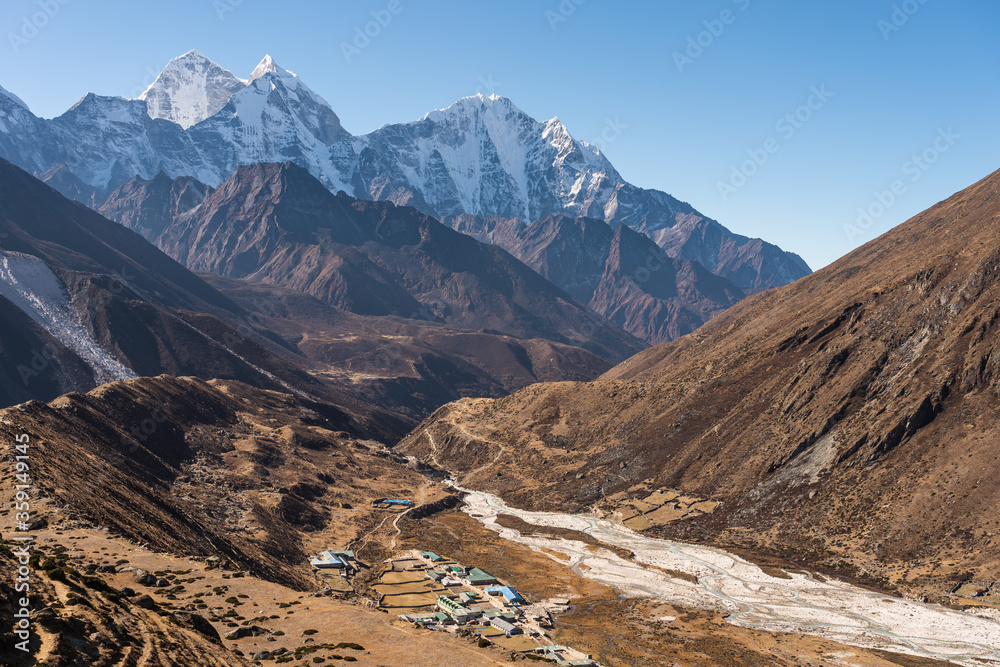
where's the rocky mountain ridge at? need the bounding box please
[0,51,809,297]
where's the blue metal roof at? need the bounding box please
[484,586,524,603]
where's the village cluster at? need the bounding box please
[384,550,598,666]
[310,539,598,666]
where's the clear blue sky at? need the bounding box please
[1,0,998,269]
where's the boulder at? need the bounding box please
[172,611,221,644]
[134,595,156,610]
[132,569,156,586]
[223,625,269,640]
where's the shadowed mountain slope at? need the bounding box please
[101,162,647,363]
[445,213,746,344]
[399,167,1000,598]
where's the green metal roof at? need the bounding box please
[466,567,497,582]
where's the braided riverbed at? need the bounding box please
[456,486,1000,665]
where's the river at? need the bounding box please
[455,486,1000,665]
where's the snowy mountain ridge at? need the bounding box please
[0,51,810,291]
[0,51,689,226]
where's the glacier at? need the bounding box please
[0,251,136,385]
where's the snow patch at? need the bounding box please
[0,251,135,384]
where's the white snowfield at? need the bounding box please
[134,51,618,219]
[0,52,707,236]
[0,251,135,385]
[458,487,1000,665]
[139,49,247,129]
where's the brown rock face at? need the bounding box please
[98,170,213,238]
[0,375,430,588]
[101,162,646,363]
[443,213,745,345]
[400,167,1000,593]
[0,158,336,410]
[592,225,745,343]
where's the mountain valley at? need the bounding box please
[399,168,1000,613]
[0,40,997,667]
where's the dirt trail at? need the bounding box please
[423,414,505,481]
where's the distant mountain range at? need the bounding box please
[0,158,614,436]
[443,213,746,343]
[0,50,809,320]
[99,161,643,361]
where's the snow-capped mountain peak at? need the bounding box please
[248,54,290,83]
[0,84,29,111]
[0,50,811,294]
[244,54,339,124]
[139,50,247,129]
[424,93,521,119]
[356,92,627,223]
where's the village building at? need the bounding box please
[464,567,499,586]
[437,595,481,622]
[310,550,356,570]
[371,498,415,509]
[483,585,524,605]
[490,617,523,635]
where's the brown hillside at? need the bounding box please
[399,167,1000,599]
[0,375,445,589]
